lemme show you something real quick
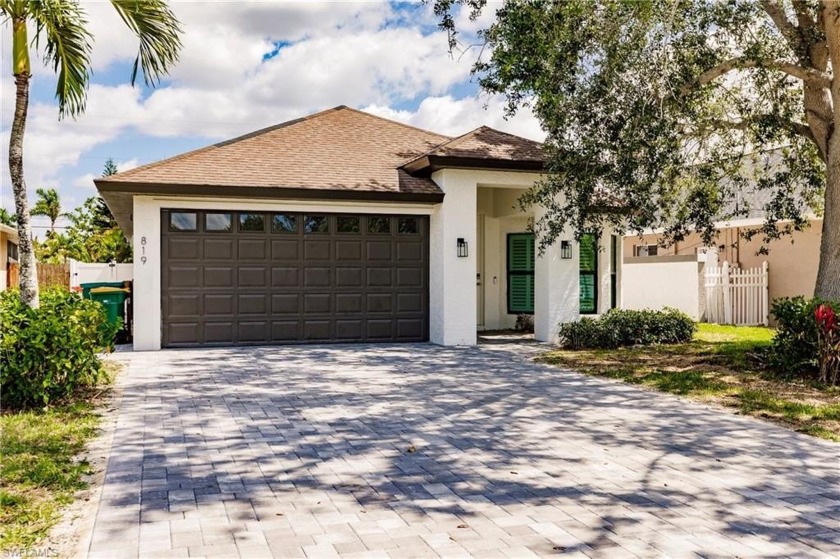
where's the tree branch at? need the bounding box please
[679,57,832,94]
[761,0,809,61]
[684,116,816,144]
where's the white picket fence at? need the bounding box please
[705,261,769,326]
[69,259,133,289]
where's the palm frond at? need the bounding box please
[30,0,92,119]
[110,0,182,87]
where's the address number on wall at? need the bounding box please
[140,236,147,264]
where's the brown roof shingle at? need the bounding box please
[97,106,450,196]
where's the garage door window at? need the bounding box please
[398,217,419,234]
[368,216,390,234]
[239,213,265,232]
[170,212,197,232]
[337,216,360,233]
[304,215,329,233]
[272,213,297,233]
[205,213,232,232]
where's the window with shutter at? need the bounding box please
[580,233,598,314]
[507,233,535,314]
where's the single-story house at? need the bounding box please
[1,223,19,291]
[96,106,620,350]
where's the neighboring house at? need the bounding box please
[0,224,19,292]
[623,215,822,319]
[95,106,619,350]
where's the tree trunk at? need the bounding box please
[9,72,39,308]
[816,154,840,300]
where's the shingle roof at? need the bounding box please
[97,106,451,196]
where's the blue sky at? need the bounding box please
[0,1,542,235]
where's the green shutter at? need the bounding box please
[508,234,535,314]
[579,233,597,314]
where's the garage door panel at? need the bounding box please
[239,321,268,342]
[367,268,392,286]
[336,267,362,286]
[304,293,331,313]
[168,322,201,344]
[336,293,362,313]
[205,294,234,315]
[335,241,362,261]
[239,293,268,314]
[162,210,428,346]
[367,293,392,312]
[304,320,331,340]
[305,267,330,286]
[271,239,299,260]
[271,267,299,287]
[239,238,267,260]
[204,238,233,259]
[205,267,234,288]
[168,238,200,259]
[272,293,300,314]
[238,267,268,287]
[169,266,200,288]
[168,294,200,317]
[304,240,331,260]
[205,322,235,343]
[336,320,363,339]
[397,268,423,287]
[367,241,392,260]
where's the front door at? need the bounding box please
[476,214,485,329]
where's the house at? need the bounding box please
[0,223,19,292]
[623,214,822,320]
[95,106,620,350]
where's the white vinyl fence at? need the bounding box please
[705,261,769,326]
[69,259,133,289]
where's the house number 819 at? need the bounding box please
[140,237,147,264]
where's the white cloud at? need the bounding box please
[117,158,139,172]
[364,95,545,141]
[73,173,98,190]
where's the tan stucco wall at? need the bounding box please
[623,220,823,302]
[0,231,9,292]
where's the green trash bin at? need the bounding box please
[87,286,130,339]
[80,281,124,300]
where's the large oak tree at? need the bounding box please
[435,0,840,299]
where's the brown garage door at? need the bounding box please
[161,210,429,346]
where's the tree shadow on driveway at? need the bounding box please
[89,343,840,558]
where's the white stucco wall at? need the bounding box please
[621,256,701,319]
[533,214,580,343]
[131,196,435,351]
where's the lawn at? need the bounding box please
[0,357,118,554]
[539,323,840,441]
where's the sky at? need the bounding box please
[0,0,544,236]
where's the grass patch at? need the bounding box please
[0,400,103,551]
[540,323,840,441]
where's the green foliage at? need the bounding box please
[0,208,15,226]
[433,0,827,257]
[30,187,66,232]
[766,296,839,377]
[0,288,117,408]
[558,308,696,349]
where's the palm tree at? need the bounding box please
[31,187,66,234]
[2,0,181,308]
[0,208,15,226]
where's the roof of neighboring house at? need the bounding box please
[0,224,18,243]
[401,126,545,174]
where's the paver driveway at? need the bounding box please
[86,342,840,558]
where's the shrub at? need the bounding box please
[0,288,117,408]
[767,296,840,378]
[558,308,696,349]
[815,304,840,385]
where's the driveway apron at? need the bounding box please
[86,343,840,558]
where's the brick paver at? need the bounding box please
[87,342,840,558]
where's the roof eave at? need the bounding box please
[402,155,545,176]
[94,180,445,204]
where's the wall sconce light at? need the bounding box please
[457,237,469,258]
[561,240,572,259]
